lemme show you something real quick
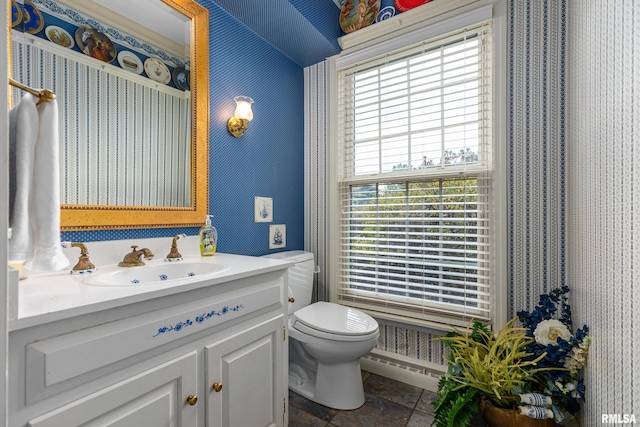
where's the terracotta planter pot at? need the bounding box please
[480,398,556,427]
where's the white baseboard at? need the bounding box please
[360,349,445,393]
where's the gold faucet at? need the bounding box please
[165,234,186,261]
[119,245,154,267]
[62,242,96,273]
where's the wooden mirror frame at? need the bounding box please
[55,0,210,230]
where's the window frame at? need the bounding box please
[328,2,508,332]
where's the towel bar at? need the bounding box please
[8,77,55,104]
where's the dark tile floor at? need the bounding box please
[288,371,488,427]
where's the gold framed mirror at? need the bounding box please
[9,0,209,230]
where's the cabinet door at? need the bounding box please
[205,315,285,427]
[27,351,198,427]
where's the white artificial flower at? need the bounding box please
[533,319,572,346]
[565,345,589,374]
[565,357,580,375]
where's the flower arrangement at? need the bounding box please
[517,286,591,418]
[432,286,590,427]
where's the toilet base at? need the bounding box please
[289,358,365,410]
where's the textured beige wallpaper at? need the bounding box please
[567,1,640,424]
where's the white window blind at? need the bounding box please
[337,21,493,327]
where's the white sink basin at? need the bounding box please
[84,262,229,287]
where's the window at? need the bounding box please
[336,21,494,327]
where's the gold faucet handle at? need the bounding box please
[61,241,96,273]
[166,234,186,261]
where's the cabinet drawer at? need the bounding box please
[27,351,198,427]
[25,278,282,404]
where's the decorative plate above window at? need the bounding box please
[393,0,430,13]
[340,0,381,34]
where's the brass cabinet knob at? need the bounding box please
[212,382,223,392]
[288,297,295,303]
[186,395,198,406]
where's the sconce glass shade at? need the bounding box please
[233,96,254,121]
[228,96,254,137]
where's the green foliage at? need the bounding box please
[433,378,481,427]
[469,321,492,343]
[432,318,547,427]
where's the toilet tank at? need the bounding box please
[261,251,315,314]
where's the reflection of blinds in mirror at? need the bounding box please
[11,33,192,207]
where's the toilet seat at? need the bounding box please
[292,319,379,342]
[292,302,378,342]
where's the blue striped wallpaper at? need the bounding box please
[62,1,305,256]
[507,0,566,316]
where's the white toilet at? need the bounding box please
[262,251,379,410]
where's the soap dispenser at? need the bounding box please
[199,215,217,256]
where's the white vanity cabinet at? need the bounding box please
[9,262,290,427]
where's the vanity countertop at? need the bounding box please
[12,251,292,332]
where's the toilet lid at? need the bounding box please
[294,302,378,336]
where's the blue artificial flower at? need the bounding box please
[517,286,590,416]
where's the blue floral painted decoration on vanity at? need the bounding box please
[152,304,244,337]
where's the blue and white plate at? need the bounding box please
[172,66,190,91]
[376,6,396,22]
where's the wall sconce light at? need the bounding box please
[227,96,254,138]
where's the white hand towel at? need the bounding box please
[9,93,38,262]
[9,93,69,271]
[28,97,69,271]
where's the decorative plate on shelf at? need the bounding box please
[172,66,189,91]
[11,0,22,28]
[75,26,117,63]
[45,25,74,49]
[376,5,396,22]
[22,0,44,34]
[339,0,381,34]
[117,50,143,74]
[144,58,171,84]
[394,0,430,12]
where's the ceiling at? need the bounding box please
[212,0,343,68]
